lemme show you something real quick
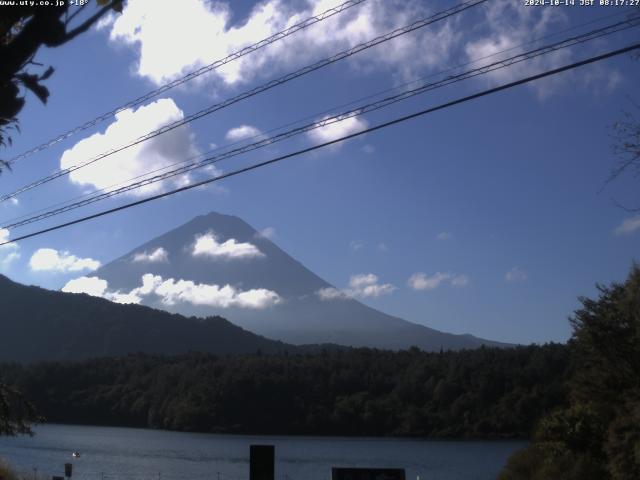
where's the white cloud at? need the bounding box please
[102,0,605,105]
[62,273,281,309]
[451,274,469,287]
[62,276,143,305]
[377,242,388,252]
[505,266,528,283]
[62,276,111,297]
[316,286,349,301]
[436,232,453,241]
[349,273,378,289]
[408,272,449,290]
[463,3,573,97]
[307,115,368,146]
[30,248,101,273]
[133,247,169,263]
[348,273,396,298]
[60,99,199,196]
[317,273,396,300]
[256,227,277,240]
[1,197,19,208]
[408,271,469,290]
[349,240,363,251]
[0,250,20,269]
[0,228,16,248]
[192,231,264,259]
[94,11,116,31]
[614,216,640,236]
[131,274,280,309]
[0,228,20,270]
[105,0,459,88]
[225,125,262,142]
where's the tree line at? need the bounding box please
[0,343,568,439]
[2,266,638,478]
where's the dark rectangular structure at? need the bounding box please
[249,444,275,480]
[331,467,406,480]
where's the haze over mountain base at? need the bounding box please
[92,212,509,351]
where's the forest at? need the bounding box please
[0,343,568,439]
[1,267,639,479]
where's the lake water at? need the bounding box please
[0,424,525,480]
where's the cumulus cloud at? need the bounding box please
[104,0,459,88]
[225,125,263,142]
[316,286,349,301]
[192,231,264,259]
[307,115,368,146]
[408,272,469,290]
[133,274,281,309]
[0,228,20,270]
[62,276,111,297]
[348,273,396,298]
[436,232,453,241]
[63,274,281,309]
[101,0,613,104]
[62,276,144,304]
[30,248,101,273]
[316,273,396,301]
[60,99,199,196]
[614,216,640,236]
[133,247,169,263]
[505,266,528,283]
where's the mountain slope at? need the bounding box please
[0,274,301,363]
[94,212,509,350]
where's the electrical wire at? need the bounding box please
[2,8,637,229]
[0,0,488,204]
[4,0,368,165]
[2,14,637,230]
[2,41,637,247]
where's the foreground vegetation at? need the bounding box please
[1,267,637,477]
[0,459,19,480]
[500,266,640,479]
[0,343,567,438]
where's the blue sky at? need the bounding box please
[0,0,639,344]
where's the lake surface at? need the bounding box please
[0,424,525,480]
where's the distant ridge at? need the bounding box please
[0,274,312,363]
[94,212,511,351]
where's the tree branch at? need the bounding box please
[54,0,120,46]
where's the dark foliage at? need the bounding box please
[0,344,568,438]
[0,274,318,362]
[0,383,41,436]
[500,265,640,479]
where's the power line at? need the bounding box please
[3,14,638,231]
[2,4,634,231]
[4,0,368,165]
[4,4,631,229]
[2,42,637,247]
[0,0,488,204]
